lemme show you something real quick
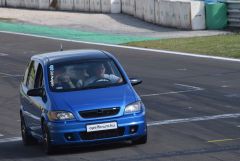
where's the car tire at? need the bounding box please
[42,122,54,154]
[132,134,147,145]
[21,116,37,146]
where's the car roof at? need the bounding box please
[32,50,111,64]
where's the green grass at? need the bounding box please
[125,34,240,58]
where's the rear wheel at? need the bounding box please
[42,122,54,154]
[21,116,36,145]
[132,134,147,145]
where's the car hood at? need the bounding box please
[50,84,137,112]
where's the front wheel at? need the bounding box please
[42,122,54,154]
[21,116,36,146]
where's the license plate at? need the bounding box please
[86,122,118,132]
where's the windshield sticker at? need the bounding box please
[49,65,55,87]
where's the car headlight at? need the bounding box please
[48,111,75,121]
[124,101,142,114]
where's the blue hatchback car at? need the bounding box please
[20,50,147,154]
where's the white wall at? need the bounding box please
[39,0,50,9]
[6,0,21,7]
[191,1,205,30]
[0,0,5,7]
[74,0,85,12]
[135,0,144,19]
[144,0,155,23]
[154,0,205,30]
[122,0,135,16]
[58,0,74,11]
[84,0,90,12]
[24,0,39,9]
[90,0,101,12]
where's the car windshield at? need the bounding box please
[48,59,126,92]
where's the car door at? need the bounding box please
[20,60,37,130]
[29,62,47,135]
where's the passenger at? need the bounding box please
[75,68,87,88]
[54,67,75,90]
[84,63,122,86]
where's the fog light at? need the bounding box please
[64,133,75,141]
[129,125,138,134]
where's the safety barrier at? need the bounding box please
[144,0,155,23]
[0,0,5,7]
[90,0,101,12]
[135,0,144,19]
[39,0,49,9]
[1,0,206,30]
[74,0,85,11]
[84,0,90,12]
[226,0,240,28]
[122,0,135,16]
[6,0,21,7]
[58,0,74,11]
[24,0,39,9]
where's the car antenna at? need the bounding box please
[60,43,63,51]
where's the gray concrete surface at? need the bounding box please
[0,8,231,39]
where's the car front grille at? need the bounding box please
[80,127,125,140]
[79,107,120,118]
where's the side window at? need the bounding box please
[23,62,30,86]
[34,64,44,88]
[26,61,36,89]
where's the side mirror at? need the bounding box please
[130,78,142,86]
[27,88,44,97]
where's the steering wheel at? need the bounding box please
[93,78,111,83]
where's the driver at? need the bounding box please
[84,63,122,86]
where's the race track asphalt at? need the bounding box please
[0,32,240,161]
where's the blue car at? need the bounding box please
[20,50,147,154]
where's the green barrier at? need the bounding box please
[206,3,227,30]
[0,21,157,44]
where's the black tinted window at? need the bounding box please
[26,61,36,89]
[35,64,43,88]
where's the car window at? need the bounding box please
[48,59,126,92]
[26,61,36,89]
[23,62,30,86]
[34,64,44,88]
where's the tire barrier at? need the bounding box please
[1,0,206,30]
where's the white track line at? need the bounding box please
[0,72,23,78]
[0,137,22,143]
[140,83,204,97]
[147,113,240,127]
[0,31,240,62]
[140,89,202,97]
[0,53,8,56]
[0,133,3,137]
[174,83,204,90]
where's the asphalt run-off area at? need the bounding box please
[0,32,240,161]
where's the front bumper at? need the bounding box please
[47,113,146,145]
